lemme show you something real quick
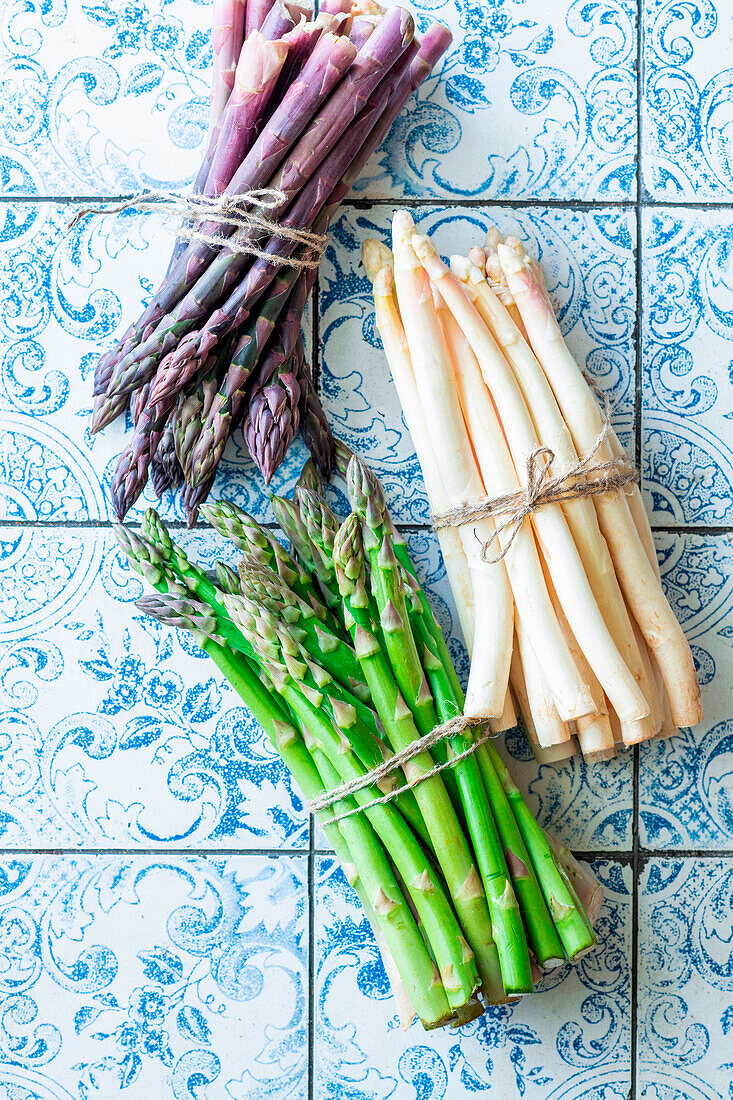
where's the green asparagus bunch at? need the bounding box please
[116,451,599,1029]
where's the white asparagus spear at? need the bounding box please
[413,233,651,729]
[509,638,577,763]
[540,560,617,762]
[630,615,663,734]
[607,705,623,744]
[375,251,511,715]
[498,241,703,728]
[363,245,476,651]
[489,687,517,733]
[608,438,677,738]
[451,255,656,745]
[608,427,660,574]
[515,617,574,748]
[402,229,594,724]
[484,228,528,336]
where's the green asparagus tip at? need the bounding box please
[332,512,366,595]
[136,592,220,640]
[141,508,173,557]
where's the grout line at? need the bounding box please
[3,518,732,536]
[307,818,316,1100]
[1,845,731,860]
[630,9,644,1093]
[0,846,310,858]
[6,192,733,212]
[648,525,733,537]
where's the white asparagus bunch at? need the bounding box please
[361,215,702,765]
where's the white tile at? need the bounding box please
[640,532,733,850]
[0,527,308,849]
[642,209,733,527]
[0,853,308,1098]
[638,858,733,1098]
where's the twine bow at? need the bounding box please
[67,189,327,269]
[432,415,638,563]
[307,714,490,823]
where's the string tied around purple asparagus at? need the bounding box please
[68,188,328,269]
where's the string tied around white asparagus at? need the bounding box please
[306,714,491,823]
[431,418,639,564]
[66,189,328,269]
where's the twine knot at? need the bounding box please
[306,714,490,823]
[432,416,638,563]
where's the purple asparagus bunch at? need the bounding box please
[90,0,452,524]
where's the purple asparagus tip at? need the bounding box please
[111,446,145,521]
[244,371,301,483]
[182,474,216,527]
[151,427,183,499]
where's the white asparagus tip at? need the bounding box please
[391,209,416,247]
[450,254,483,286]
[362,238,393,283]
[373,263,394,296]
[496,241,526,276]
[410,231,437,261]
[503,233,526,252]
[484,224,504,250]
[468,245,486,271]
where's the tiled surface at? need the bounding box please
[1,0,732,1096]
[637,858,733,1097]
[0,853,308,1098]
[641,0,733,202]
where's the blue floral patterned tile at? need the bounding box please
[314,528,633,854]
[353,0,638,200]
[0,0,636,201]
[0,0,214,196]
[637,858,733,1100]
[639,532,733,851]
[0,852,308,1099]
[320,204,637,525]
[314,857,631,1098]
[641,209,733,527]
[0,201,313,524]
[0,527,308,849]
[642,0,733,201]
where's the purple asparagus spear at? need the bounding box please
[150,422,183,498]
[349,12,380,50]
[101,13,412,409]
[295,339,334,478]
[203,31,289,198]
[93,31,356,404]
[210,0,247,130]
[319,0,350,14]
[245,0,273,37]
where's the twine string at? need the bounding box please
[307,714,489,823]
[431,391,638,563]
[67,189,327,269]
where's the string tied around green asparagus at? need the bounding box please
[431,416,638,564]
[66,189,328,269]
[306,714,491,823]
